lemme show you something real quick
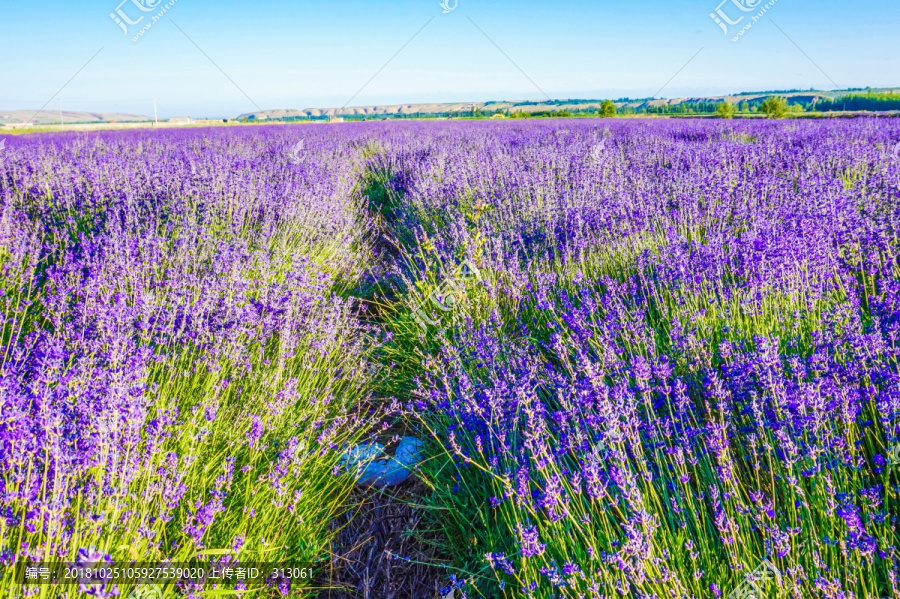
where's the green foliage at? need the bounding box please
[529,109,574,118]
[600,100,617,118]
[815,90,900,112]
[759,96,789,119]
[716,101,736,119]
[644,101,716,115]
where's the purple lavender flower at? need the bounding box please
[517,524,546,558]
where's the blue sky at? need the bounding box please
[1,0,897,118]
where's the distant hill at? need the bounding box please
[237,88,900,120]
[0,110,152,126]
[3,86,897,127]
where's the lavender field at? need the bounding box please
[2,118,900,598]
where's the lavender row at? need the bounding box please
[373,119,900,598]
[0,126,384,596]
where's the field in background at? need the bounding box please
[1,118,900,598]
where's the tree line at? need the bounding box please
[239,91,899,123]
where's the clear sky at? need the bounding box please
[1,0,897,119]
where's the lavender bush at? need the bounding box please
[0,127,383,597]
[371,119,900,598]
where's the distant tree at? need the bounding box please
[760,96,789,119]
[738,100,749,113]
[600,100,617,117]
[716,101,736,119]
